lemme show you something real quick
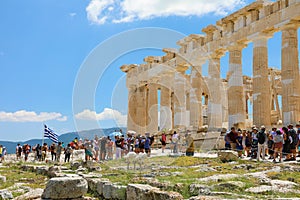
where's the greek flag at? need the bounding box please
[44,124,59,143]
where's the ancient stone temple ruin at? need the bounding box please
[121,0,300,135]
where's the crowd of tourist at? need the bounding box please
[7,130,160,163]
[5,123,299,164]
[225,123,300,162]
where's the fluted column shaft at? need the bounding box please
[136,85,147,134]
[190,66,203,129]
[127,86,137,132]
[160,86,172,130]
[281,26,300,125]
[147,83,158,133]
[228,47,246,129]
[174,70,187,128]
[252,36,271,127]
[208,57,223,130]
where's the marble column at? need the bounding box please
[252,36,271,127]
[136,85,147,134]
[174,67,188,129]
[127,86,137,132]
[160,85,172,131]
[281,26,300,125]
[207,56,223,130]
[147,83,158,133]
[228,46,246,129]
[190,65,203,129]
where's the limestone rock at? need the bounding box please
[152,190,184,200]
[245,185,273,193]
[126,184,183,200]
[71,161,81,170]
[110,184,127,200]
[48,165,62,178]
[217,150,238,163]
[42,177,88,199]
[0,190,13,199]
[96,179,110,196]
[189,184,211,196]
[103,182,113,199]
[35,166,49,175]
[14,188,43,200]
[212,181,245,190]
[0,175,6,182]
[189,196,221,200]
[86,178,102,193]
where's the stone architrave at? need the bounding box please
[281,25,300,125]
[190,65,203,129]
[147,83,158,133]
[228,45,246,129]
[252,35,271,128]
[207,56,223,130]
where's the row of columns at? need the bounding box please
[126,26,300,133]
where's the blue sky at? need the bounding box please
[0,0,298,141]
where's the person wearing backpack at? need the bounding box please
[257,125,267,161]
[288,124,298,161]
[282,127,292,161]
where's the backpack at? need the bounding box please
[289,129,298,145]
[257,131,266,144]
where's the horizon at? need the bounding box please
[0,0,299,141]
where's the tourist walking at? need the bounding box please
[93,135,100,161]
[23,144,31,162]
[115,136,122,159]
[50,143,57,161]
[56,142,63,162]
[257,125,267,161]
[161,132,167,153]
[228,127,238,150]
[16,143,22,160]
[100,136,107,161]
[41,143,48,161]
[64,144,72,162]
[144,135,151,157]
[106,136,114,160]
[273,129,284,163]
[236,131,243,158]
[172,131,179,154]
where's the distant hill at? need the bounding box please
[0,127,126,154]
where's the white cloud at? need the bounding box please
[75,108,127,126]
[69,12,77,17]
[86,0,245,25]
[0,110,68,122]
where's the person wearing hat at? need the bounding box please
[250,127,259,159]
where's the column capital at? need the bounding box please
[176,64,189,72]
[228,43,247,51]
[210,48,226,59]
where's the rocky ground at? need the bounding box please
[0,149,300,200]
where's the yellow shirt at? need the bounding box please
[0,147,2,155]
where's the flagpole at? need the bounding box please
[42,123,45,146]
